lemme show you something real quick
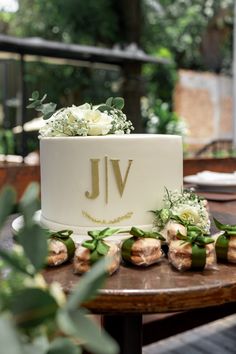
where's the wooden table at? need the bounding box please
[4,198,236,354]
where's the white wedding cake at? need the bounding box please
[37,97,183,239]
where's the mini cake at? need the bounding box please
[213,218,236,263]
[121,227,164,266]
[32,95,183,240]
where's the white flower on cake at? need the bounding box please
[153,189,210,234]
[27,92,134,137]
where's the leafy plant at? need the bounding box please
[0,183,119,354]
[142,98,187,136]
[27,91,57,120]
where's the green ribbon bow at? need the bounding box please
[213,218,234,261]
[129,227,165,240]
[121,227,165,263]
[177,225,214,269]
[82,228,119,264]
[49,230,75,260]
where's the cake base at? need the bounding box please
[12,211,153,243]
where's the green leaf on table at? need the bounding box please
[57,308,118,354]
[19,183,40,227]
[47,338,81,354]
[0,185,16,231]
[11,288,58,329]
[0,315,23,354]
[65,257,108,310]
[17,224,48,272]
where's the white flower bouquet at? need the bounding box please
[153,189,210,236]
[27,92,134,137]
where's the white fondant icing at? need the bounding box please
[40,134,183,236]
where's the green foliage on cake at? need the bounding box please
[27,92,134,137]
[0,183,118,354]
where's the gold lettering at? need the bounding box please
[85,159,100,199]
[111,159,133,197]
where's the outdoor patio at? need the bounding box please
[0,1,236,354]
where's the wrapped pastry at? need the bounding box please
[47,230,76,266]
[121,227,164,266]
[161,220,187,243]
[213,218,236,263]
[73,228,120,275]
[168,226,216,271]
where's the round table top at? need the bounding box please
[43,204,236,314]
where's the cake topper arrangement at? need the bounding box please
[27,92,134,137]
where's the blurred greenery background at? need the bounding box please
[0,0,234,154]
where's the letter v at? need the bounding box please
[111,159,133,197]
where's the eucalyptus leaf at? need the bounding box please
[35,104,44,112]
[27,101,40,108]
[27,92,57,120]
[113,97,124,110]
[105,97,113,106]
[65,257,108,310]
[19,183,40,227]
[32,91,39,100]
[47,338,81,354]
[57,308,118,354]
[40,94,47,103]
[17,224,48,272]
[0,249,33,276]
[0,315,23,354]
[23,335,49,354]
[11,288,58,329]
[0,185,16,230]
[96,104,112,113]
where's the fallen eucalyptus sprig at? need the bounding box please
[0,184,118,354]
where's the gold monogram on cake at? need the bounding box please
[85,156,133,203]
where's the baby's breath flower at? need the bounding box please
[39,99,134,137]
[154,189,210,233]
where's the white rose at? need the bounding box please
[83,109,112,135]
[174,206,200,225]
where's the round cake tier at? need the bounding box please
[40,134,183,237]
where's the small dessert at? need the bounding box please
[153,190,211,240]
[73,228,121,275]
[47,230,76,266]
[168,225,216,271]
[121,227,164,266]
[162,220,187,243]
[213,218,236,263]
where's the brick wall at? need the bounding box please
[174,69,233,154]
